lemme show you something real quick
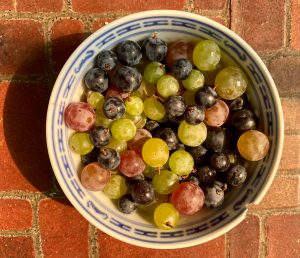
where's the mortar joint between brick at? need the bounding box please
[88,224,99,258]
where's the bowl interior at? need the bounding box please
[46,10,283,249]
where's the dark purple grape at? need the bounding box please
[172,59,193,80]
[167,113,184,124]
[96,50,118,71]
[184,105,205,125]
[188,145,208,164]
[204,181,227,208]
[98,148,120,170]
[210,153,230,172]
[142,36,167,62]
[116,40,142,66]
[177,142,185,150]
[226,165,247,187]
[165,96,186,117]
[155,127,178,150]
[144,120,160,134]
[89,126,111,148]
[198,165,216,186]
[84,67,109,93]
[103,96,125,119]
[81,147,99,166]
[205,127,230,152]
[131,181,155,205]
[114,66,142,93]
[231,109,256,132]
[194,86,216,108]
[229,96,245,110]
[183,175,199,186]
[118,194,137,214]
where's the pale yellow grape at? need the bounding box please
[95,108,113,128]
[178,120,207,147]
[103,174,127,199]
[111,118,136,141]
[169,150,194,176]
[144,96,166,121]
[87,91,104,109]
[154,203,179,230]
[69,132,94,155]
[142,138,169,167]
[182,69,205,92]
[101,138,127,153]
[157,75,179,98]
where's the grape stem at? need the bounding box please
[165,221,174,228]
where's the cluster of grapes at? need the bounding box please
[64,35,270,230]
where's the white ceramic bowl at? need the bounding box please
[46,10,284,249]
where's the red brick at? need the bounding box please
[0,19,45,75]
[231,0,284,51]
[291,0,300,50]
[98,231,225,258]
[194,0,227,10]
[39,199,89,257]
[228,215,260,258]
[16,0,63,12]
[0,236,35,258]
[0,0,13,10]
[0,82,52,192]
[279,135,300,170]
[92,18,116,32]
[0,199,32,230]
[210,17,227,27]
[72,0,185,13]
[266,214,300,258]
[269,56,300,95]
[51,19,85,72]
[281,98,300,131]
[251,176,299,210]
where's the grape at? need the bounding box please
[204,181,226,208]
[143,61,166,84]
[143,96,166,121]
[89,126,111,148]
[209,153,230,172]
[184,105,205,125]
[80,162,111,191]
[182,90,196,105]
[95,108,113,128]
[143,165,157,179]
[87,91,104,110]
[69,132,94,155]
[111,118,136,141]
[155,127,178,151]
[81,147,99,166]
[142,36,167,62]
[101,138,127,153]
[118,195,137,214]
[127,128,152,155]
[123,113,147,129]
[198,165,216,186]
[84,67,109,93]
[98,148,120,170]
[154,203,179,230]
[152,170,179,194]
[105,84,129,100]
[103,96,125,120]
[183,175,200,186]
[193,40,221,71]
[157,75,179,98]
[237,130,270,161]
[187,144,208,164]
[144,120,160,134]
[132,80,156,100]
[178,120,207,147]
[125,96,144,116]
[116,40,142,66]
[195,86,217,108]
[119,150,146,177]
[64,102,96,132]
[182,69,205,92]
[204,99,229,127]
[169,150,194,176]
[229,96,246,110]
[226,165,247,187]
[231,109,256,132]
[142,138,169,167]
[205,127,230,152]
[103,174,127,199]
[166,40,194,68]
[172,59,193,80]
[131,180,155,204]
[170,182,205,215]
[96,50,118,71]
[165,95,186,117]
[114,66,142,93]
[215,66,247,100]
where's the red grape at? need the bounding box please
[204,99,229,127]
[166,40,194,68]
[119,150,146,177]
[127,128,152,155]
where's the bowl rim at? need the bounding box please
[46,9,284,248]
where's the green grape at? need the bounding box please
[143,165,157,179]
[103,174,127,199]
[132,80,156,100]
[101,138,127,153]
[111,118,136,141]
[157,75,179,98]
[95,108,113,128]
[169,150,194,176]
[142,138,169,167]
[154,203,179,230]
[69,132,94,155]
[215,66,248,100]
[182,90,196,105]
[178,120,207,147]
[144,96,166,121]
[201,61,224,86]
[193,40,221,71]
[125,96,144,116]
[144,61,166,84]
[182,69,205,92]
[123,113,147,129]
[87,91,104,109]
[152,170,179,194]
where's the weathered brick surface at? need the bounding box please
[231,0,284,51]
[0,0,13,10]
[16,0,63,12]
[279,135,300,170]
[194,0,227,10]
[281,98,300,131]
[0,20,45,75]
[0,236,35,258]
[0,199,32,230]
